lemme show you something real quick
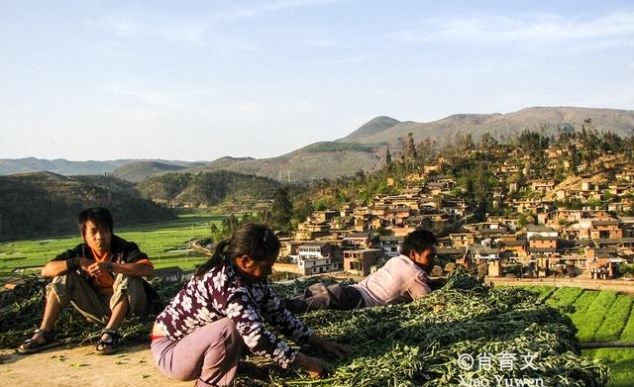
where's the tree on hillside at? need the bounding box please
[579,118,600,171]
[479,132,498,150]
[518,130,549,178]
[458,133,476,153]
[625,133,634,161]
[355,169,366,183]
[222,214,240,235]
[405,133,417,160]
[292,198,313,224]
[212,213,266,241]
[398,133,419,172]
[568,144,581,174]
[385,146,393,171]
[600,132,623,153]
[416,137,437,166]
[455,163,497,221]
[271,187,293,231]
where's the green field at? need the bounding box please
[0,212,225,273]
[524,286,634,387]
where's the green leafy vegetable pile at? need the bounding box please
[0,272,609,386]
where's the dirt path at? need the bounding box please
[0,344,191,387]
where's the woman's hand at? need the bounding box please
[309,334,348,358]
[293,352,328,378]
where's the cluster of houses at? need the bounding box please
[447,213,634,279]
[278,155,634,280]
[279,167,468,276]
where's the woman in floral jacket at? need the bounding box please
[151,223,346,386]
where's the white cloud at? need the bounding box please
[394,11,634,48]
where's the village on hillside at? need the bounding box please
[258,129,634,286]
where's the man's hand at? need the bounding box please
[86,261,113,277]
[308,334,348,358]
[293,352,329,378]
[79,257,94,271]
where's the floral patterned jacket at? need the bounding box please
[155,258,313,368]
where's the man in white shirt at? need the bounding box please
[284,229,437,312]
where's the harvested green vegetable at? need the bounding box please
[242,272,608,386]
[0,272,609,386]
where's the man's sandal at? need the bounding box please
[17,329,60,354]
[95,329,120,355]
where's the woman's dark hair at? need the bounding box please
[401,228,437,256]
[195,223,280,278]
[78,207,114,236]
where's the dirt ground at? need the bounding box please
[0,343,192,387]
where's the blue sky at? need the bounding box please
[1,0,633,161]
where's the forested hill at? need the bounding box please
[0,172,175,241]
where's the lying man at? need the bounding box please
[284,228,438,313]
[18,207,156,355]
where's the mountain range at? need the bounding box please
[3,106,633,182]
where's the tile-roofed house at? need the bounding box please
[576,218,623,240]
[616,169,634,182]
[312,210,339,223]
[295,221,331,240]
[608,200,634,214]
[449,233,475,248]
[528,235,558,254]
[343,232,374,249]
[526,225,558,236]
[468,245,501,262]
[528,246,558,255]
[531,180,556,193]
[343,249,385,276]
[378,235,403,258]
[501,237,528,258]
[437,247,465,261]
[608,183,631,196]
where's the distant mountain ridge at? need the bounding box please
[337,107,634,148]
[0,157,128,175]
[206,106,634,181]
[339,116,401,142]
[111,161,190,183]
[3,106,634,182]
[0,157,202,177]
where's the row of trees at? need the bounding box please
[208,187,294,244]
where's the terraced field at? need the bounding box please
[527,286,634,387]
